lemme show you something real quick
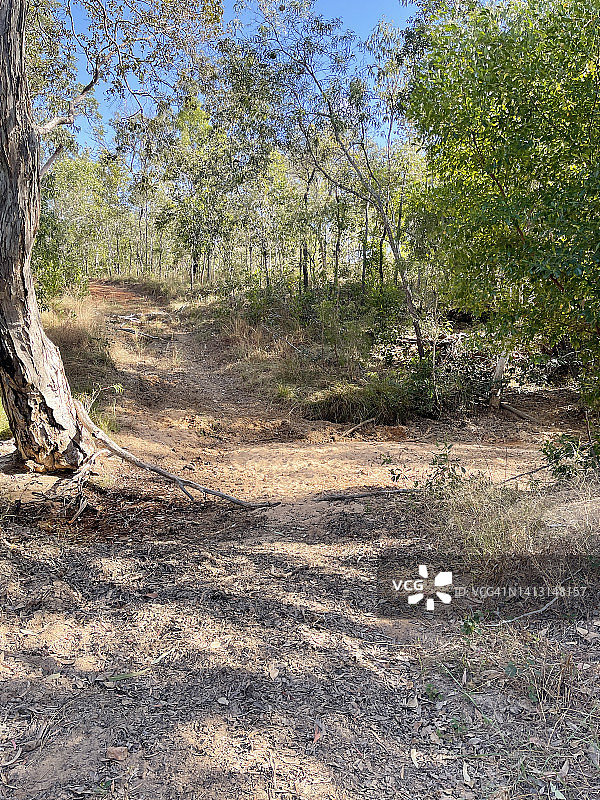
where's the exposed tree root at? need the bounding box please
[73,400,273,509]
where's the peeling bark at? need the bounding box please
[0,0,92,469]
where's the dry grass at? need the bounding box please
[415,467,600,557]
[42,295,115,390]
[399,466,600,756]
[430,478,551,555]
[217,311,491,426]
[401,475,600,794]
[102,275,187,301]
[219,313,335,399]
[0,402,11,440]
[41,295,121,433]
[428,619,600,798]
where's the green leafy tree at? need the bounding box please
[214,3,428,354]
[409,0,600,391]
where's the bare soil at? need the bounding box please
[0,282,598,800]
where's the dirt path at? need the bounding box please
[1,283,597,800]
[88,281,565,523]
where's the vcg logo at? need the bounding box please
[393,564,453,612]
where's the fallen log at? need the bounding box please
[498,401,542,425]
[73,400,271,509]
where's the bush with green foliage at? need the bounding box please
[303,351,492,424]
[542,434,600,479]
[409,0,600,394]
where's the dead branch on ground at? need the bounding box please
[340,417,376,438]
[73,401,273,509]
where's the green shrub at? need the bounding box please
[303,354,492,424]
[275,383,297,402]
[542,434,600,479]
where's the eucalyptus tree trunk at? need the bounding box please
[382,214,425,359]
[0,0,92,469]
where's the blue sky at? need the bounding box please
[231,0,415,37]
[75,0,415,147]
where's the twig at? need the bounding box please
[68,497,89,524]
[74,401,272,509]
[317,488,411,501]
[72,448,110,486]
[341,417,376,438]
[585,410,593,445]
[484,595,559,627]
[151,646,179,665]
[0,747,22,767]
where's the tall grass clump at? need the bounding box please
[303,354,492,424]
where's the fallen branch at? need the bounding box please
[500,464,549,484]
[484,595,559,627]
[73,401,270,509]
[498,402,542,425]
[317,488,411,502]
[392,335,458,347]
[0,746,22,768]
[341,417,376,438]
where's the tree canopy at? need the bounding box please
[408,0,600,377]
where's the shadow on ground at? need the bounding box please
[0,488,598,800]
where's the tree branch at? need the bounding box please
[40,144,64,180]
[36,64,101,135]
[73,400,274,509]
